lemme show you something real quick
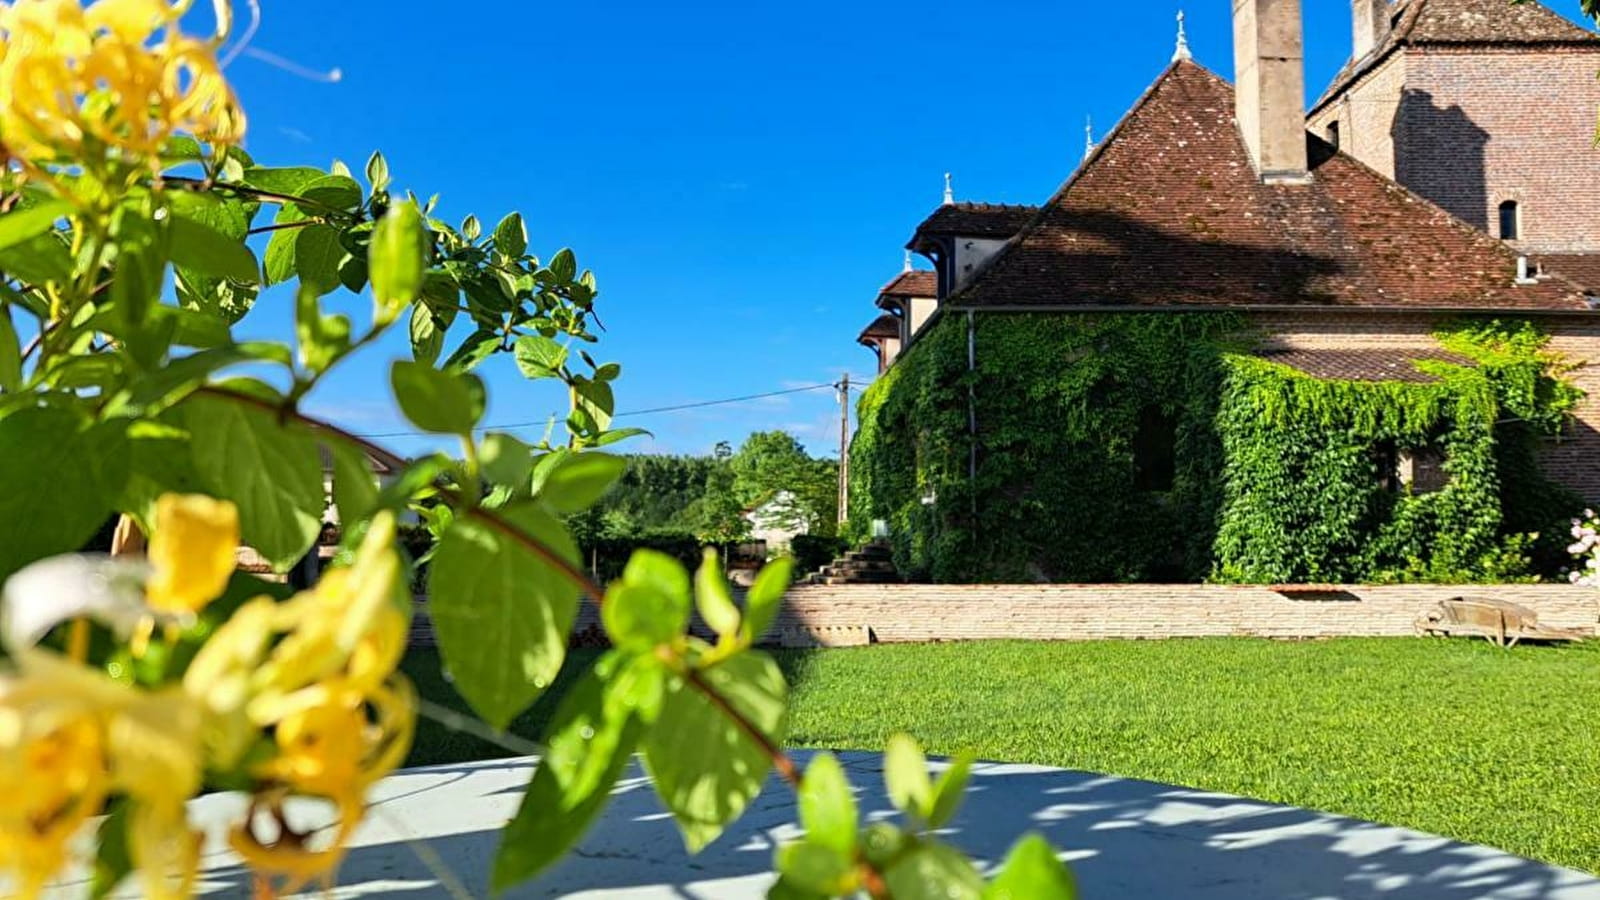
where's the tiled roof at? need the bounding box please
[857,314,900,344]
[1539,253,1600,292]
[1254,347,1477,383]
[910,203,1040,243]
[877,269,937,300]
[951,60,1589,313]
[1313,0,1598,112]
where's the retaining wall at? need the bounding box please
[410,583,1600,648]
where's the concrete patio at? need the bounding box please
[51,751,1600,899]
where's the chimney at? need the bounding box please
[1233,0,1310,184]
[1352,0,1390,60]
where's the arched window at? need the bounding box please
[1499,200,1521,241]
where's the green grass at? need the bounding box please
[402,638,1600,874]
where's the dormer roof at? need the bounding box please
[950,60,1589,313]
[907,203,1039,254]
[857,314,900,346]
[874,270,937,311]
[1312,0,1600,113]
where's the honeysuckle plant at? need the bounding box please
[0,1,1077,897]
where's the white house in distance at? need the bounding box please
[743,490,810,549]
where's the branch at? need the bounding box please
[247,219,319,236]
[190,385,604,604]
[160,175,357,220]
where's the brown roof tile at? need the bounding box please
[910,203,1040,244]
[1539,253,1600,292]
[857,314,900,344]
[1313,0,1598,112]
[1254,347,1476,383]
[952,60,1589,313]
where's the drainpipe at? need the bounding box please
[966,310,978,515]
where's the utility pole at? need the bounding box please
[838,373,850,527]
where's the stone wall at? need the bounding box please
[410,583,1598,648]
[1311,46,1600,254]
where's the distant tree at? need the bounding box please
[695,460,750,544]
[729,431,839,536]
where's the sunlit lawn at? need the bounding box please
[402,637,1600,873]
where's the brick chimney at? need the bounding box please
[1233,0,1310,184]
[1352,0,1390,59]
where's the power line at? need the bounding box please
[349,381,847,440]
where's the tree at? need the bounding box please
[729,431,840,536]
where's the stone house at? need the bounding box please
[853,0,1600,583]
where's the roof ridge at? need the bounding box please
[947,59,1224,307]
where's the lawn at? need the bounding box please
[401,637,1600,874]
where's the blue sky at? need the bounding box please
[220,0,1594,459]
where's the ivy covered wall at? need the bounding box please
[850,313,1583,584]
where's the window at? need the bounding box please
[1499,200,1520,241]
[1326,120,1341,150]
[1132,406,1177,492]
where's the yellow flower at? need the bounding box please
[185,512,416,889]
[0,650,204,899]
[0,0,245,170]
[146,492,239,615]
[0,669,109,899]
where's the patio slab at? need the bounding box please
[49,751,1600,899]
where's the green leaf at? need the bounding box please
[602,550,690,651]
[262,208,306,286]
[89,800,133,900]
[885,734,932,821]
[328,441,378,524]
[480,432,533,488]
[409,302,444,365]
[0,408,129,579]
[594,426,651,448]
[0,199,68,251]
[428,504,580,728]
[775,841,856,896]
[180,390,324,570]
[167,212,259,283]
[928,752,975,828]
[983,834,1078,900]
[514,334,568,379]
[535,451,625,514]
[294,284,352,373]
[239,166,327,196]
[293,224,344,294]
[390,360,485,436]
[800,752,858,854]
[642,651,788,851]
[442,327,500,373]
[296,173,363,212]
[741,556,793,645]
[491,652,644,891]
[549,247,577,282]
[370,201,427,324]
[365,151,390,193]
[493,212,528,258]
[767,875,830,900]
[884,840,984,900]
[573,377,614,431]
[695,548,741,640]
[0,306,21,392]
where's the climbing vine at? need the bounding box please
[854,313,1584,584]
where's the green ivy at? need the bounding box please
[853,314,1583,584]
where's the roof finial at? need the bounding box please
[903,249,913,273]
[1084,116,1095,160]
[942,172,954,206]
[1173,9,1192,62]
